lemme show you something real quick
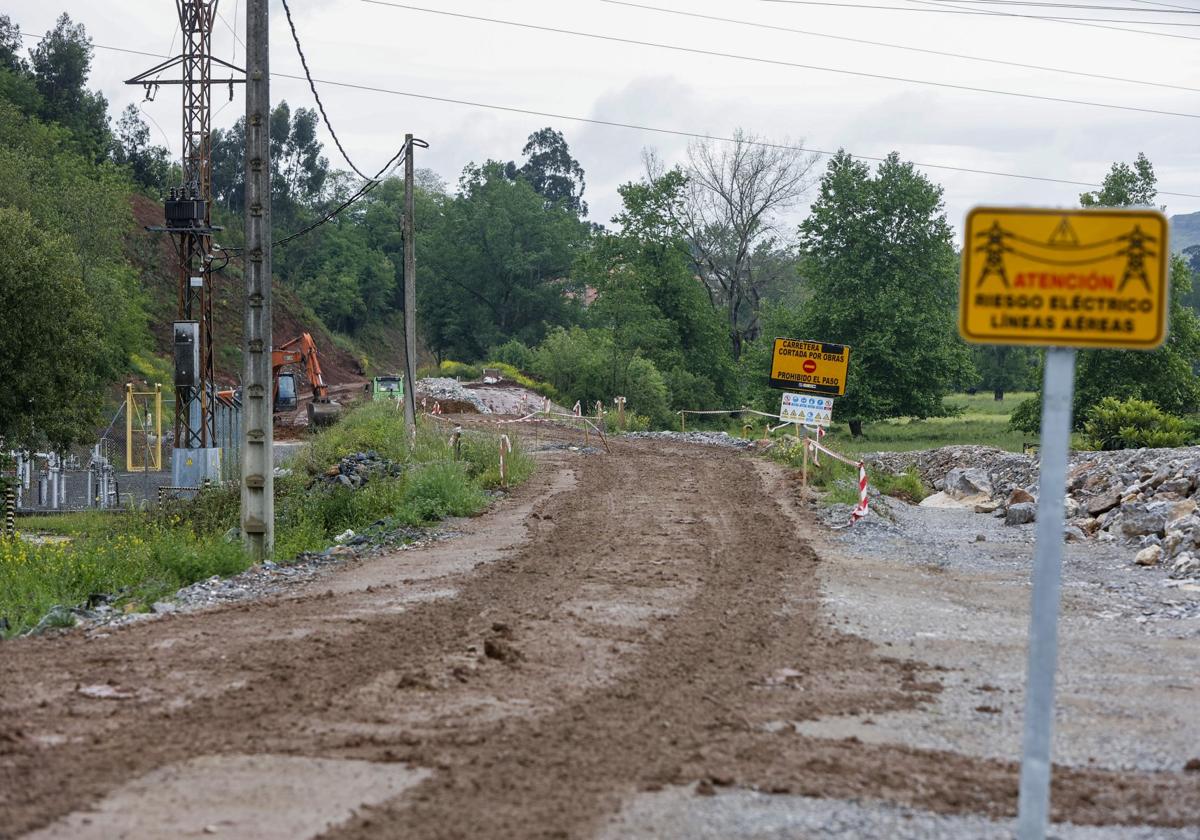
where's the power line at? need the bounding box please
[598,0,1200,94]
[1127,0,1200,11]
[920,0,1200,12]
[904,0,1200,41]
[758,0,1200,20]
[757,0,1200,37]
[280,0,379,181]
[272,73,1200,200]
[223,139,409,253]
[17,29,1200,199]
[362,0,1200,119]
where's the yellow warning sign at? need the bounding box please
[769,338,850,396]
[960,207,1168,349]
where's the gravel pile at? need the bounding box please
[621,431,757,450]
[865,446,1036,494]
[416,377,493,412]
[320,450,404,489]
[866,444,1200,579]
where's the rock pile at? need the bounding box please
[866,444,1200,577]
[416,377,493,413]
[322,451,403,489]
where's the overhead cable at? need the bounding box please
[917,0,1200,12]
[599,0,1200,94]
[759,0,1200,38]
[280,0,384,182]
[17,30,1200,199]
[361,0,1200,119]
[905,0,1200,40]
[758,0,1200,21]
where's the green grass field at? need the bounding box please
[819,391,1038,456]
[699,392,1038,455]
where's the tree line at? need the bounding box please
[4,10,1199,451]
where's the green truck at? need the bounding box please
[366,375,404,403]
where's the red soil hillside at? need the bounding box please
[127,193,365,389]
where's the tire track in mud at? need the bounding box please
[1,439,1196,838]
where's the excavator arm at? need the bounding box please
[272,333,341,426]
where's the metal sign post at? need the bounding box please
[959,205,1169,840]
[1016,346,1074,838]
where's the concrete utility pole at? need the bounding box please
[241,0,273,559]
[402,133,418,438]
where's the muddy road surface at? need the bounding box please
[1,436,1197,838]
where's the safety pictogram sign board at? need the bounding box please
[960,207,1169,349]
[769,338,850,395]
[780,392,833,426]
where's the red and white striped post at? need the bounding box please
[850,461,869,523]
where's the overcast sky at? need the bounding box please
[9,0,1200,234]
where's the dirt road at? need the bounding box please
[1,436,1197,838]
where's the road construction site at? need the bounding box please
[1,422,1197,839]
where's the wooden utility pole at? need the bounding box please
[241,0,273,559]
[402,133,418,437]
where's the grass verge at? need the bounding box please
[1,404,533,637]
[765,436,927,506]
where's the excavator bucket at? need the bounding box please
[308,400,342,427]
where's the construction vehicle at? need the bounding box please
[365,375,404,403]
[273,333,341,426]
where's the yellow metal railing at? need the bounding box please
[126,383,163,472]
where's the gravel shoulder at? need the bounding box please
[803,494,1200,775]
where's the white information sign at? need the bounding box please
[780,392,833,426]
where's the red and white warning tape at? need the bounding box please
[850,461,869,524]
[806,437,870,526]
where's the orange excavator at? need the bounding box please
[273,333,341,426]
[217,333,342,427]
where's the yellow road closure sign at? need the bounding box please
[769,338,850,396]
[960,207,1169,349]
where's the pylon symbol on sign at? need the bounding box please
[975,221,1016,288]
[1116,225,1157,292]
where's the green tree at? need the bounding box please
[419,161,587,360]
[506,127,587,217]
[29,14,110,161]
[972,345,1037,401]
[210,117,246,213]
[797,150,971,435]
[574,173,738,411]
[1080,152,1158,209]
[0,95,152,388]
[0,207,107,451]
[211,102,329,225]
[112,104,171,194]
[0,14,25,72]
[0,16,43,120]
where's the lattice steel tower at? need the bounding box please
[127,1,243,485]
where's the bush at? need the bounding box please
[531,327,673,427]
[1081,397,1194,451]
[1009,396,1041,434]
[489,338,534,371]
[480,360,560,401]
